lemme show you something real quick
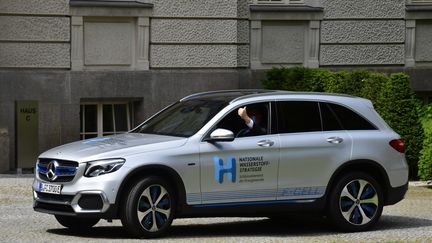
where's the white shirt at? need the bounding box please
[246,119,254,129]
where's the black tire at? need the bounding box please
[327,172,383,232]
[120,176,175,238]
[54,215,99,230]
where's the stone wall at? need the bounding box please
[415,20,432,63]
[0,128,9,173]
[150,0,249,68]
[320,0,405,66]
[0,0,70,68]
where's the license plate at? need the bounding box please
[39,182,62,194]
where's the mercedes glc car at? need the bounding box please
[33,90,408,238]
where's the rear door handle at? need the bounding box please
[327,137,343,144]
[257,140,274,147]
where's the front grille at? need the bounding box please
[37,158,79,182]
[36,192,74,203]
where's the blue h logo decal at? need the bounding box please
[213,155,236,183]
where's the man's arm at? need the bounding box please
[238,106,254,128]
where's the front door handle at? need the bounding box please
[327,137,343,144]
[257,140,274,147]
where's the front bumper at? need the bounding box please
[33,189,115,217]
[32,163,130,218]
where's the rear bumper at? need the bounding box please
[385,182,408,206]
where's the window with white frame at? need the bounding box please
[80,102,132,139]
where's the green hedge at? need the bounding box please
[262,67,424,179]
[419,104,432,180]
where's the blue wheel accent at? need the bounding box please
[157,198,170,208]
[360,184,375,200]
[350,206,363,225]
[142,212,153,230]
[361,203,377,218]
[340,197,355,211]
[150,186,161,203]
[155,212,167,228]
[347,181,360,198]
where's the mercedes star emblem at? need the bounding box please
[46,160,59,181]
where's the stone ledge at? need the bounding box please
[250,5,323,12]
[406,4,432,12]
[70,0,153,8]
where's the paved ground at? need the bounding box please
[1,176,432,242]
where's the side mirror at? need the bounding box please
[207,128,234,142]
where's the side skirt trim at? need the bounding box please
[192,199,316,208]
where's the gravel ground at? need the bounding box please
[1,176,431,242]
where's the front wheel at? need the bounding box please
[54,215,99,230]
[121,176,175,238]
[328,172,383,232]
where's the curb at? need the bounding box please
[409,181,432,187]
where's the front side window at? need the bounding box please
[216,102,269,138]
[135,99,228,137]
[276,101,321,133]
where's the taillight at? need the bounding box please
[389,139,404,153]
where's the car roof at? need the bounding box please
[180,89,357,103]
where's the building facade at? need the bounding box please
[1,0,432,172]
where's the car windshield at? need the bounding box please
[134,99,228,137]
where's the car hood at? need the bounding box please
[38,133,187,163]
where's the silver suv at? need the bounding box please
[33,90,408,238]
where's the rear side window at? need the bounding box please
[319,103,343,131]
[326,103,376,130]
[276,101,321,133]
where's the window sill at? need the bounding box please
[250,4,323,12]
[70,0,153,8]
[406,4,432,11]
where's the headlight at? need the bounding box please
[84,158,125,177]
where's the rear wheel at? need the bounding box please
[121,176,175,238]
[54,215,99,230]
[328,172,383,231]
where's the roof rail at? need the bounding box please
[180,89,270,101]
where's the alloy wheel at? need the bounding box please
[339,179,379,225]
[137,184,171,232]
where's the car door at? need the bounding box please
[199,102,280,205]
[275,101,352,200]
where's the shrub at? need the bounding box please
[262,68,424,179]
[359,72,387,103]
[323,70,368,96]
[377,73,424,178]
[418,104,432,180]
